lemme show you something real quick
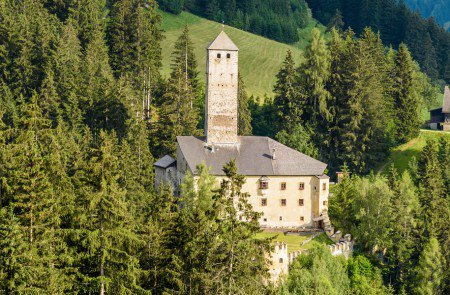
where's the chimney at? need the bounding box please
[272,148,276,160]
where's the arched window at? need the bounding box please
[217,53,221,58]
[227,53,231,58]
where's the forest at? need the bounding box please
[0,0,449,294]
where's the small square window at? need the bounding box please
[263,218,267,222]
[323,183,327,191]
[300,216,304,221]
[281,199,286,206]
[298,199,304,206]
[279,216,283,221]
[279,258,283,263]
[281,182,286,190]
[227,53,231,58]
[299,182,305,190]
[261,198,267,206]
[323,200,328,206]
[217,53,221,58]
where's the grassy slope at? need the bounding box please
[379,130,450,174]
[160,11,312,97]
[255,232,333,253]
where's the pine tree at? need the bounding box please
[238,74,252,135]
[52,18,83,128]
[393,43,421,143]
[415,238,444,294]
[387,171,420,291]
[327,9,345,32]
[417,140,449,241]
[78,131,142,293]
[297,28,332,156]
[207,160,271,294]
[273,50,301,132]
[157,29,201,156]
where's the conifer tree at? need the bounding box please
[77,131,142,293]
[207,160,270,294]
[393,43,421,143]
[273,50,301,132]
[417,140,449,241]
[297,28,332,156]
[52,19,83,128]
[388,171,421,291]
[415,238,444,294]
[238,74,252,135]
[157,29,200,156]
[170,25,200,93]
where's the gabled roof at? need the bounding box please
[207,31,239,51]
[154,155,176,169]
[176,136,327,176]
[443,86,450,113]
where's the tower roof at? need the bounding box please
[207,31,239,51]
[443,86,450,113]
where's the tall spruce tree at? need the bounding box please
[273,50,301,132]
[238,74,252,135]
[393,43,421,143]
[414,238,444,295]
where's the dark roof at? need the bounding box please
[177,136,327,176]
[207,31,239,51]
[443,86,450,113]
[154,155,176,168]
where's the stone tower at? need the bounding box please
[205,31,239,145]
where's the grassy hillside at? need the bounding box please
[160,11,319,97]
[379,130,450,174]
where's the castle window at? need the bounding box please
[299,182,305,190]
[279,216,283,221]
[281,182,286,190]
[227,53,231,58]
[298,199,304,206]
[323,201,328,206]
[263,218,267,222]
[322,183,327,191]
[300,216,304,221]
[261,198,267,206]
[281,199,286,206]
[279,258,284,263]
[259,177,269,189]
[217,53,221,58]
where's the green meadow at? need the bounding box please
[160,10,318,97]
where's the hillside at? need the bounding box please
[405,0,450,30]
[160,11,312,97]
[379,130,450,174]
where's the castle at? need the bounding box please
[154,31,330,229]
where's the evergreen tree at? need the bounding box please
[273,50,301,132]
[388,171,421,292]
[76,131,142,293]
[207,160,271,294]
[327,9,345,32]
[157,28,200,156]
[297,28,332,156]
[238,74,252,135]
[275,124,318,158]
[414,238,444,295]
[417,140,449,242]
[393,43,421,143]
